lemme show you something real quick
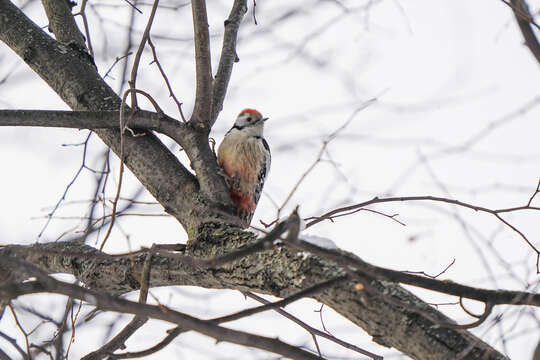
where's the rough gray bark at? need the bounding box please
[1,226,506,360]
[0,1,512,359]
[41,0,86,47]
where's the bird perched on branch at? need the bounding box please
[217,109,270,225]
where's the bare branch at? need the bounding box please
[214,277,347,323]
[41,0,86,47]
[0,257,323,360]
[52,297,74,360]
[81,254,153,360]
[283,236,540,307]
[37,132,93,239]
[275,101,375,221]
[0,233,509,358]
[526,177,540,206]
[100,88,163,251]
[129,0,160,108]
[0,330,29,360]
[403,258,456,279]
[243,292,382,360]
[0,1,202,230]
[501,0,540,30]
[190,0,213,127]
[508,0,540,65]
[8,304,31,358]
[305,194,540,267]
[103,53,132,79]
[75,0,94,57]
[211,0,248,126]
[147,35,186,121]
[178,128,236,207]
[0,109,183,140]
[107,327,182,359]
[450,302,494,330]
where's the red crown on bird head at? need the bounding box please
[239,108,262,117]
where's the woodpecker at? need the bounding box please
[217,109,270,225]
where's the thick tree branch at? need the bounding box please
[0,228,508,360]
[0,0,227,231]
[41,0,86,48]
[0,259,322,360]
[0,1,519,359]
[211,0,247,126]
[190,0,213,127]
[179,125,236,208]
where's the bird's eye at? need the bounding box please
[247,117,252,122]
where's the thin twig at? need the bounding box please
[77,0,94,57]
[403,259,456,279]
[276,101,376,220]
[147,35,186,121]
[103,52,132,79]
[65,300,83,358]
[213,277,347,323]
[122,0,143,13]
[526,177,540,206]
[305,193,540,269]
[243,292,382,359]
[8,304,31,359]
[129,0,160,108]
[38,132,93,239]
[100,89,163,251]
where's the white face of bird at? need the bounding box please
[234,109,268,133]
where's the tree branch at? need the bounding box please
[509,0,540,65]
[41,0,86,48]
[0,1,219,231]
[243,292,382,359]
[0,109,183,137]
[81,254,152,360]
[0,262,323,360]
[190,0,213,127]
[211,0,247,126]
[287,236,540,306]
[129,0,160,108]
[305,194,540,269]
[177,125,236,208]
[0,107,236,216]
[0,228,508,359]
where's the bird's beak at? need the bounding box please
[262,117,269,122]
